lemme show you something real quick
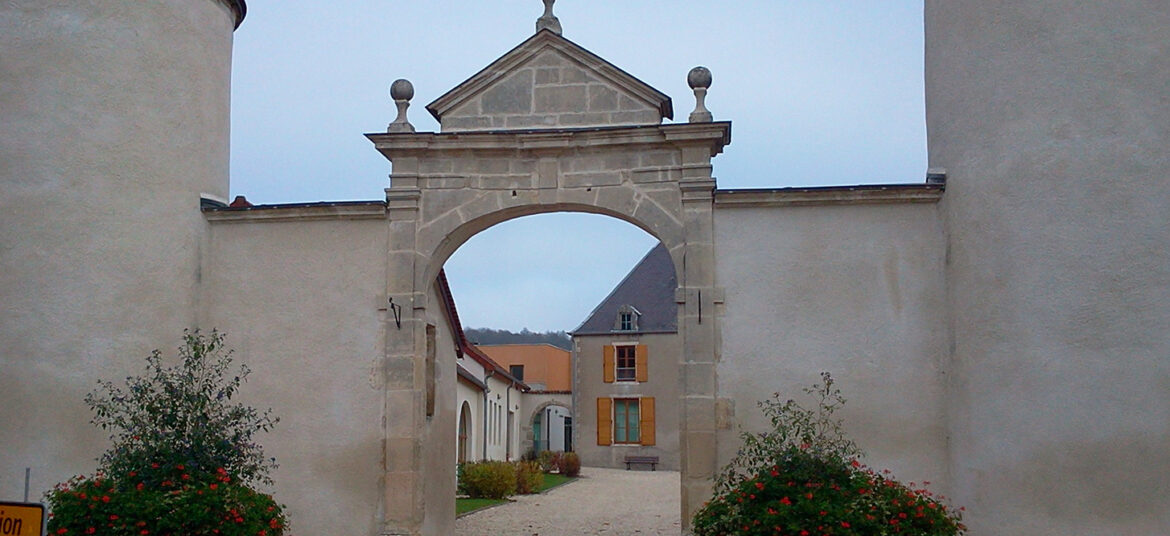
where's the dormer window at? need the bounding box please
[613,304,640,332]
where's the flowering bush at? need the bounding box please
[692,373,966,536]
[45,330,287,535]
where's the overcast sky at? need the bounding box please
[229,1,926,332]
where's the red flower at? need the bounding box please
[755,481,765,490]
[780,496,792,505]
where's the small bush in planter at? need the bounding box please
[514,461,545,494]
[45,330,287,536]
[692,373,966,536]
[459,461,517,499]
[556,452,581,477]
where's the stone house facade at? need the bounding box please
[572,244,680,470]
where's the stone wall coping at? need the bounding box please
[202,200,387,223]
[425,30,673,122]
[714,183,944,208]
[214,0,247,29]
[367,122,731,158]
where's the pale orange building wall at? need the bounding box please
[477,344,571,392]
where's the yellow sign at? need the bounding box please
[0,502,43,536]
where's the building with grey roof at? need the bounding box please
[572,244,680,470]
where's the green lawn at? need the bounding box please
[456,497,508,516]
[538,472,574,492]
[456,474,577,516]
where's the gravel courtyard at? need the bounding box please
[456,466,682,535]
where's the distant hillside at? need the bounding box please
[464,327,572,350]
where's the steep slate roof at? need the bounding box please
[572,243,677,335]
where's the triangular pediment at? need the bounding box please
[426,30,673,132]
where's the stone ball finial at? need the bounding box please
[688,66,713,123]
[388,78,416,133]
[536,0,563,35]
[390,78,414,101]
[688,66,712,90]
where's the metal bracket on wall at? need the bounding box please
[388,297,402,329]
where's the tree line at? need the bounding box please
[464,327,572,350]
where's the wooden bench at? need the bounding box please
[624,455,659,471]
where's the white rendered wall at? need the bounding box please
[202,218,390,536]
[926,2,1170,533]
[0,0,237,501]
[714,203,949,488]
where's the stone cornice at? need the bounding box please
[366,122,731,158]
[714,184,944,208]
[215,0,247,29]
[202,201,387,223]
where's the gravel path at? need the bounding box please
[456,466,682,536]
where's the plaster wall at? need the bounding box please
[926,2,1170,533]
[455,373,484,461]
[201,218,389,536]
[574,332,681,470]
[419,287,458,536]
[479,373,523,462]
[478,344,572,392]
[713,203,949,489]
[0,0,236,500]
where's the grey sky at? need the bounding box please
[229,1,925,332]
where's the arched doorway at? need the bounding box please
[369,120,729,534]
[530,402,572,454]
[457,401,472,463]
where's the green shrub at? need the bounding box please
[556,452,581,477]
[45,330,287,536]
[459,461,517,499]
[692,373,966,536]
[514,461,545,494]
[537,450,558,473]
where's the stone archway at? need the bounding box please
[528,399,573,454]
[369,121,729,534]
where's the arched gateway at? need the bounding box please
[365,11,729,534]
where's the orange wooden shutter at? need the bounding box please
[639,397,655,446]
[597,398,613,446]
[635,344,649,382]
[603,345,615,383]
